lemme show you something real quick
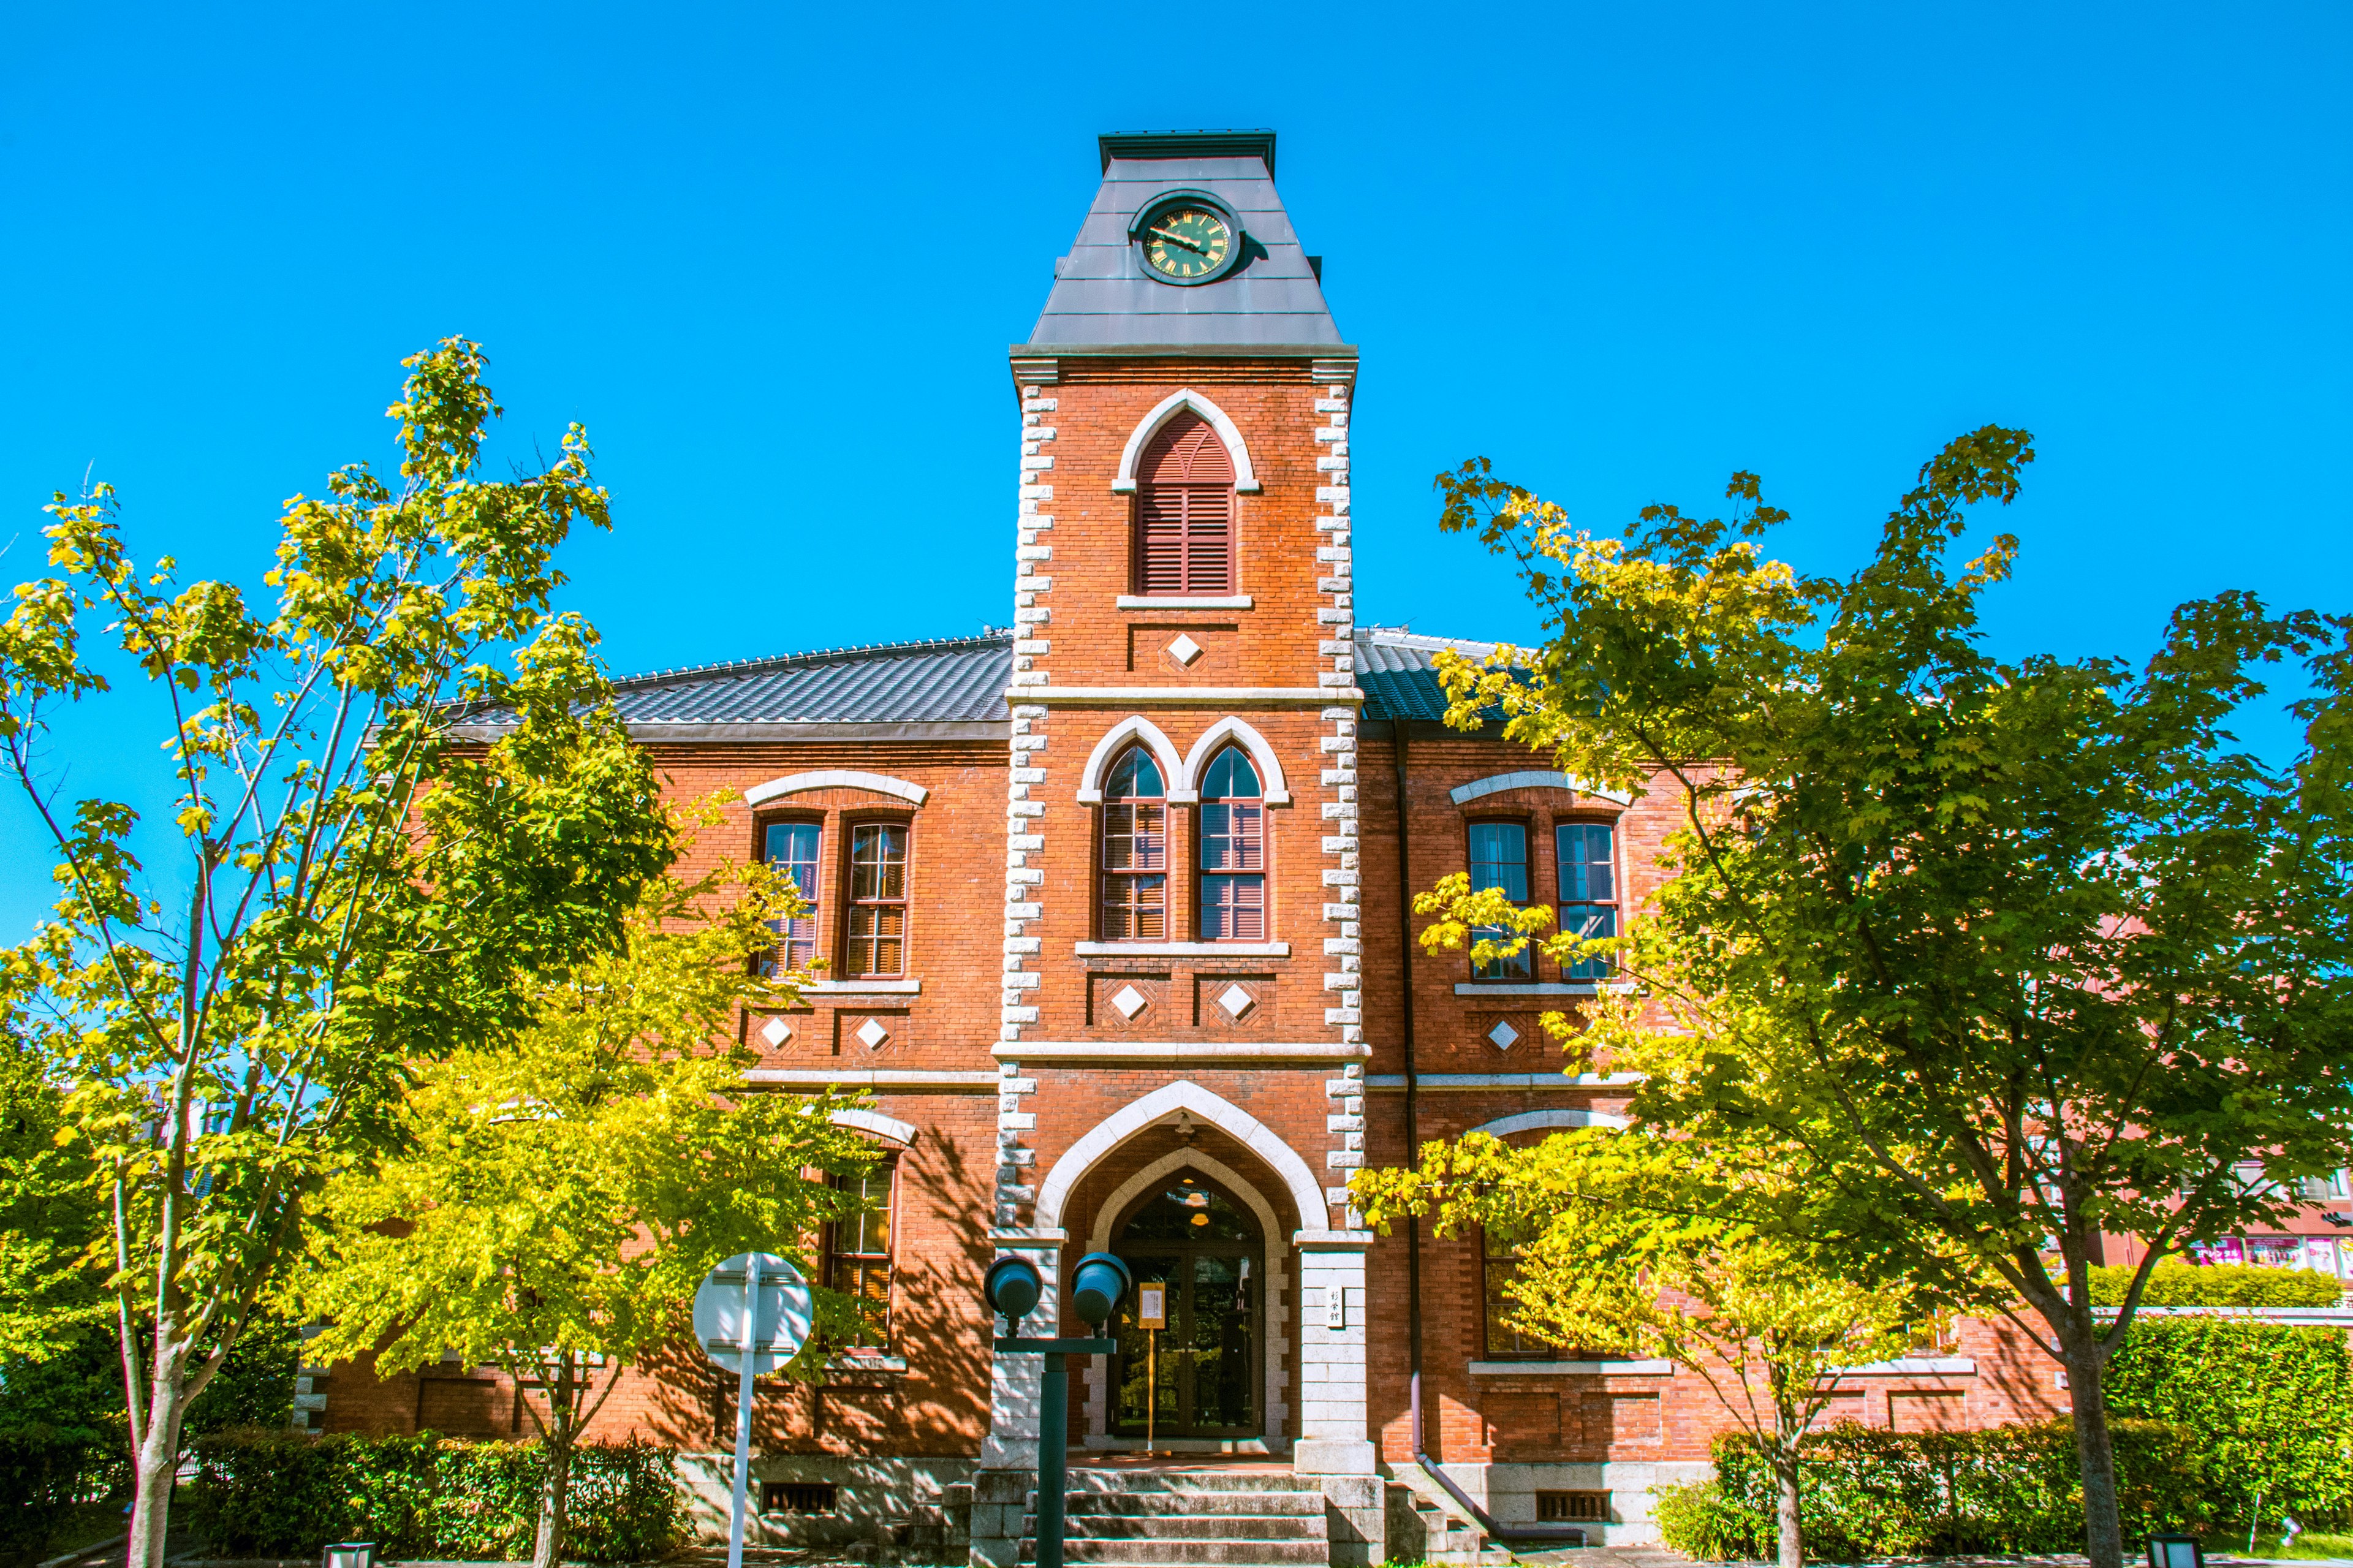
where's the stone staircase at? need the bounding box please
[1383,1469,1520,1567]
[1014,1471,1329,1567]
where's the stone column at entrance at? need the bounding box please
[1293,1232,1373,1472]
[1294,1230,1382,1565]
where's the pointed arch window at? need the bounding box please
[1135,412,1235,595]
[1100,746,1168,941]
[1197,746,1265,942]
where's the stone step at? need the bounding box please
[1024,1513,1325,1541]
[1035,1491,1325,1517]
[1017,1540,1330,1567]
[1048,1472,1322,1496]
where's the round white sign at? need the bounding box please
[693,1252,815,1375]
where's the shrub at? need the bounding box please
[1678,1418,2210,1561]
[184,1429,685,1562]
[2107,1317,2353,1524]
[1653,1479,1770,1561]
[2088,1260,2344,1309]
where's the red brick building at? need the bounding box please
[300,129,2353,1560]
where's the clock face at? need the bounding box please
[1142,203,1235,282]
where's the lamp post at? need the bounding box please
[987,1251,1132,1568]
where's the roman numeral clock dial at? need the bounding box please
[1141,203,1234,282]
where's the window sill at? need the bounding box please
[1830,1357,1976,1376]
[1115,594,1254,611]
[1454,982,1597,997]
[1468,1358,1674,1376]
[1076,941,1290,958]
[799,978,922,996]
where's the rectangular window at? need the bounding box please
[845,824,908,977]
[1482,1223,1555,1360]
[828,1161,896,1350]
[1468,822,1533,980]
[762,822,822,972]
[1101,801,1168,940]
[1199,801,1266,941]
[1556,822,1618,981]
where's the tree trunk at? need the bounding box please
[126,1350,189,1568]
[2064,1336,2126,1568]
[532,1431,572,1568]
[1775,1458,1804,1568]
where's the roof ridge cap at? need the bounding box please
[609,631,1013,692]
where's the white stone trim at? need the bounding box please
[1831,1357,1977,1376]
[828,1108,919,1146]
[1074,716,1190,805]
[1020,687,1364,706]
[990,1041,1369,1063]
[1363,1072,1647,1090]
[1175,715,1293,805]
[745,769,929,807]
[1034,1080,1325,1237]
[1468,1358,1674,1376]
[800,979,923,996]
[1109,389,1262,494]
[745,1069,998,1088]
[1449,771,1633,807]
[1469,1108,1630,1137]
[1074,941,1290,957]
[1082,1150,1290,1442]
[1454,982,1596,996]
[1115,594,1254,610]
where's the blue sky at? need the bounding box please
[2,2,2346,937]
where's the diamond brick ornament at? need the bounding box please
[1167,633,1203,666]
[1217,983,1256,1020]
[1487,1019,1520,1050]
[760,1016,793,1047]
[855,1017,890,1050]
[1112,983,1150,1020]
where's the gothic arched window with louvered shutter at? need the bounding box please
[1134,411,1236,596]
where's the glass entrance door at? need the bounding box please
[1109,1172,1261,1437]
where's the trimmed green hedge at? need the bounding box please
[2088,1260,2344,1308]
[1658,1419,2209,1561]
[2107,1316,2353,1522]
[184,1429,685,1562]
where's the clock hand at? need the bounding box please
[1149,225,1211,255]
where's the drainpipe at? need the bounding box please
[1395,727,1588,1548]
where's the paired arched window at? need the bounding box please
[1100,746,1169,941]
[1135,412,1235,595]
[1097,743,1266,942]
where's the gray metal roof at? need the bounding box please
[602,634,1014,727]
[1028,131,1343,348]
[1355,630,1501,723]
[497,628,1499,737]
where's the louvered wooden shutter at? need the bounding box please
[1135,413,1236,594]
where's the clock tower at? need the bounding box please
[982,128,1376,1521]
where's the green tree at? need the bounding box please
[0,997,105,1363]
[0,339,675,1568]
[284,846,878,1568]
[1408,429,2353,1568]
[1356,1093,1944,1568]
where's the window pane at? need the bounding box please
[762,823,822,971]
[1563,904,1616,980]
[1558,822,1614,903]
[1102,873,1167,942]
[1202,746,1260,801]
[1199,874,1266,942]
[1468,823,1528,900]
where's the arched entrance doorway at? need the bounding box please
[1108,1170,1262,1439]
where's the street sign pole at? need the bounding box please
[694,1252,812,1568]
[727,1251,762,1568]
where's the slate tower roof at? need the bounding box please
[1025,129,1345,348]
